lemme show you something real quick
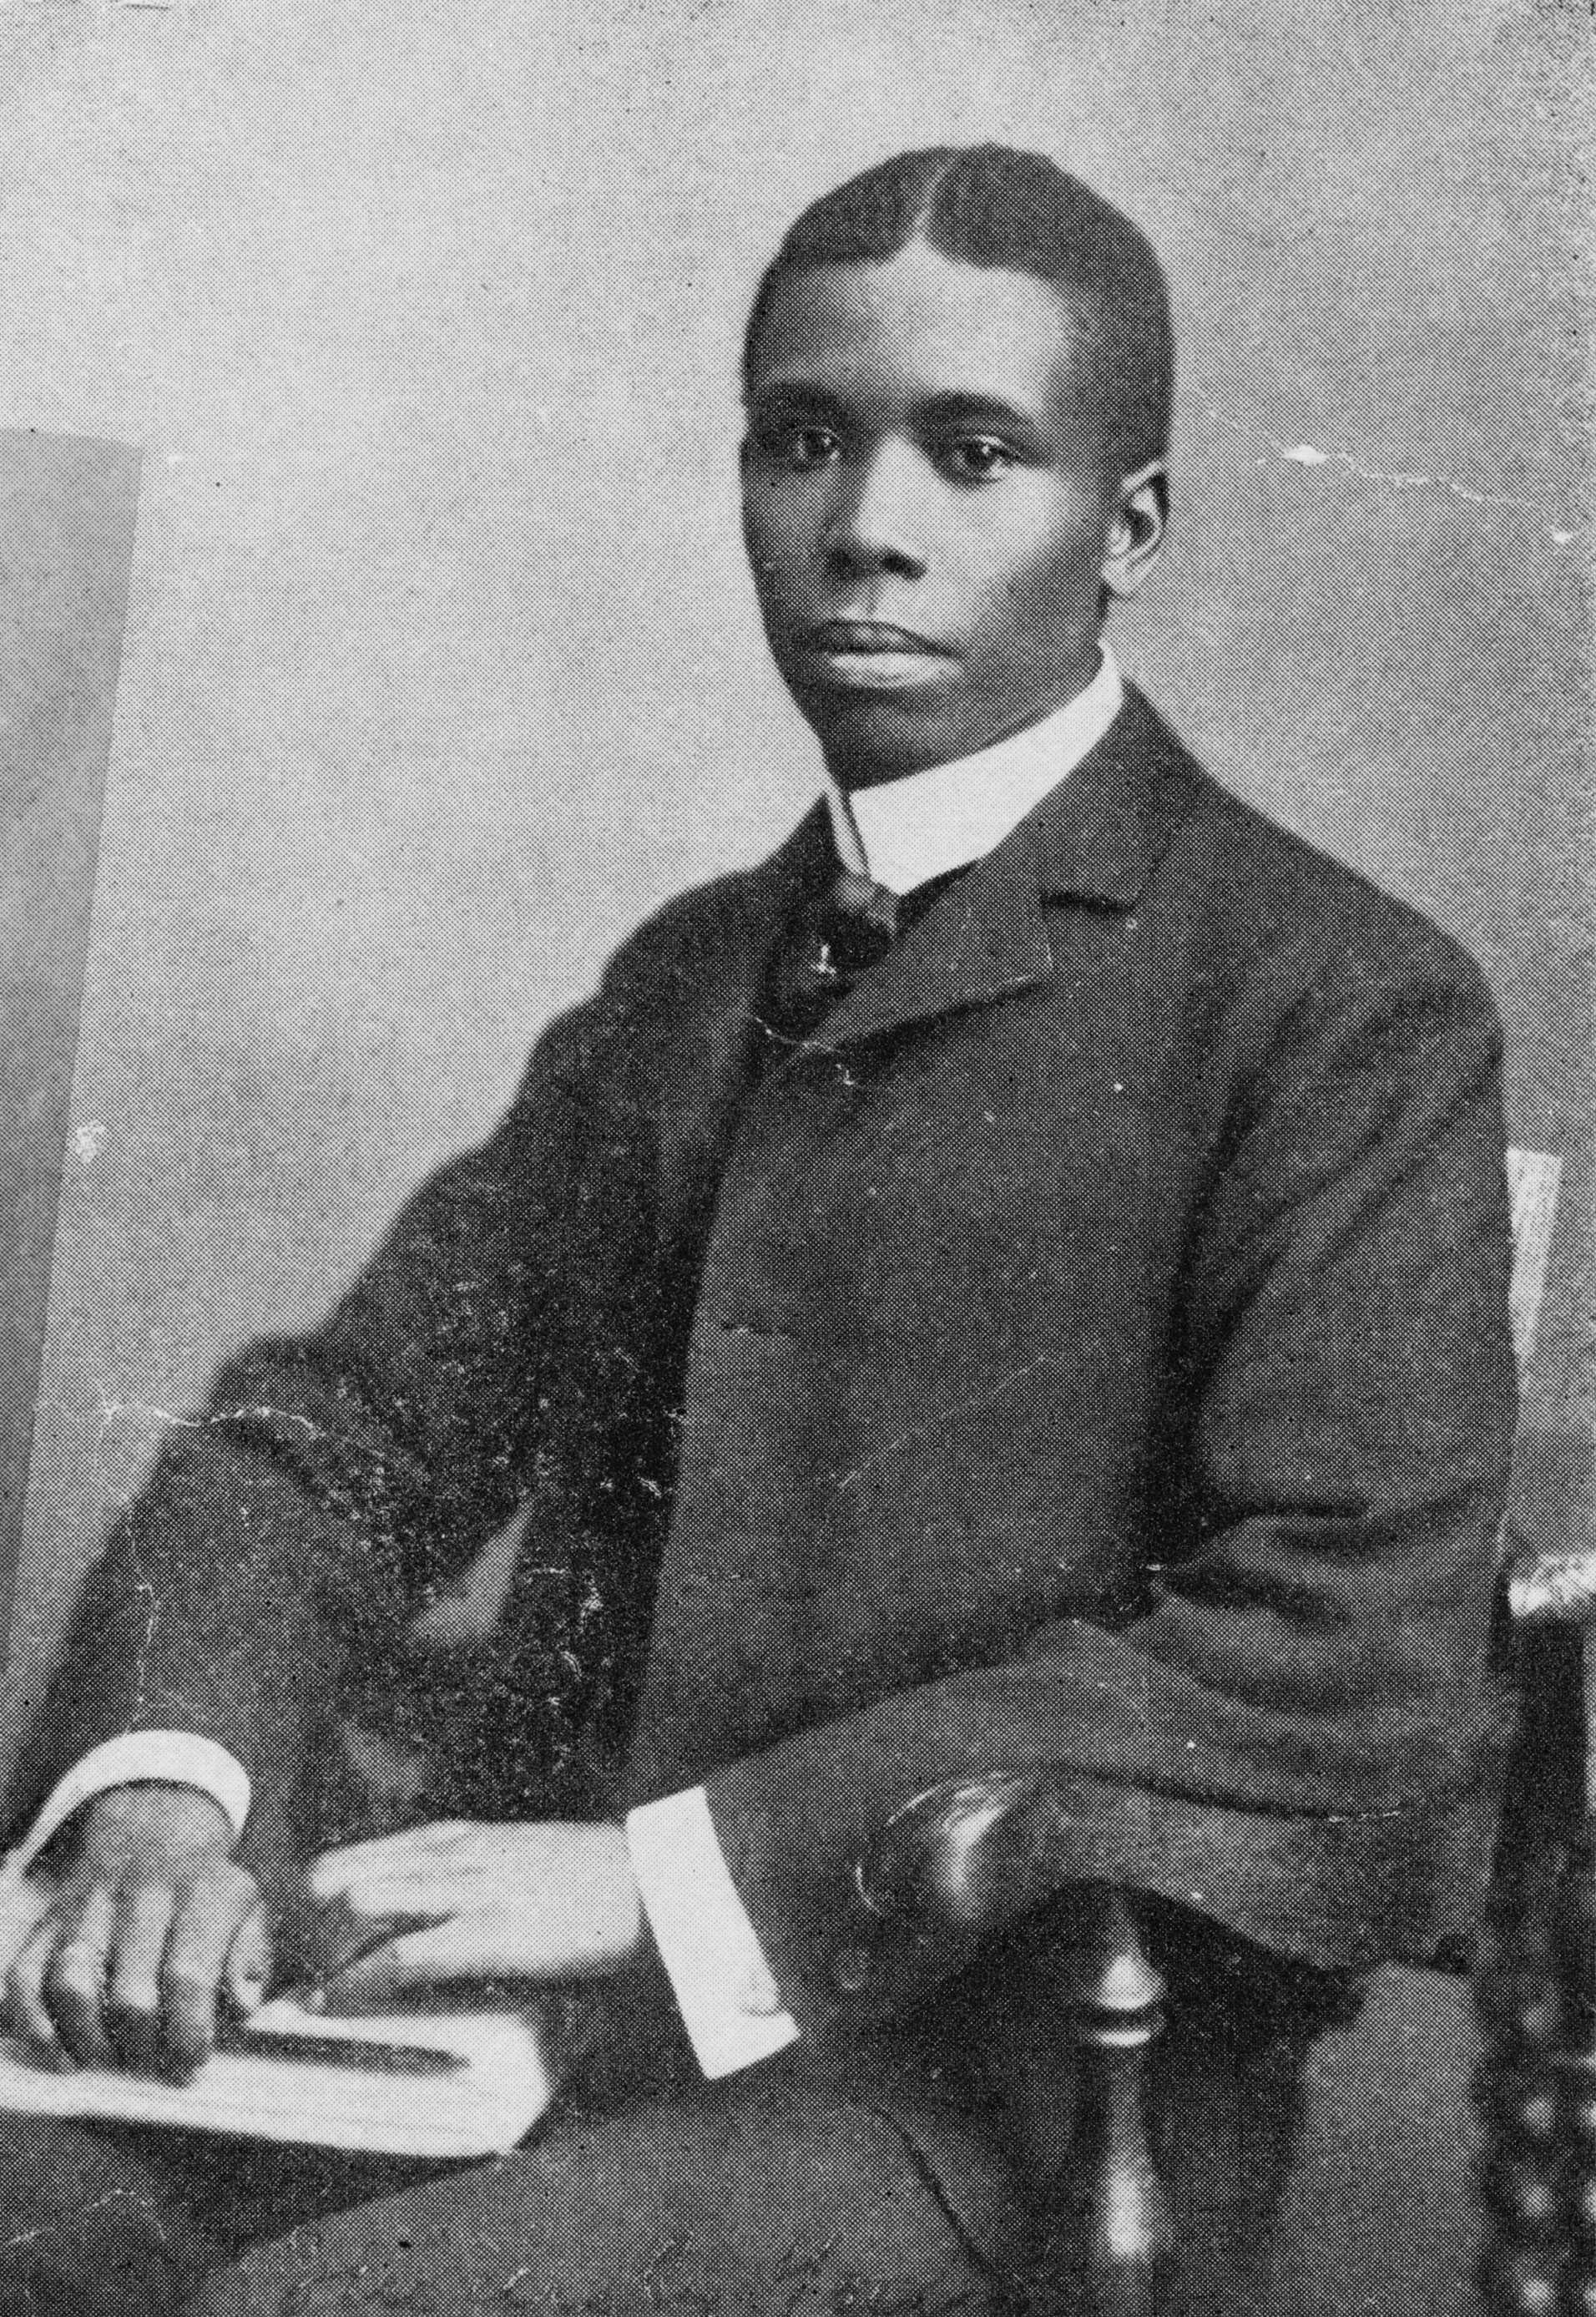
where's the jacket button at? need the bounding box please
[831,1941,872,1994]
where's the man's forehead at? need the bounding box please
[747,245,1093,414]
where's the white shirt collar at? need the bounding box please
[822,648,1124,894]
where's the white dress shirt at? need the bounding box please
[18,650,1125,2078]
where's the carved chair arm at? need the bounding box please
[857,1775,1173,2317]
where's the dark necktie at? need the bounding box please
[757,871,902,1058]
[757,866,971,1065]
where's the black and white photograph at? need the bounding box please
[0,3,1588,2311]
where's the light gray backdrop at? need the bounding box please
[1,0,1588,1781]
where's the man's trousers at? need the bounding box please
[0,1910,1351,2317]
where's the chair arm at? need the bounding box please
[855,1772,1106,1935]
[857,1776,1173,2317]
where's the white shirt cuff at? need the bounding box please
[3,1734,252,1877]
[625,1786,799,2078]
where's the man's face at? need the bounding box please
[741,241,1158,789]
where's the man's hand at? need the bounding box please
[3,1783,267,2078]
[307,1820,644,2010]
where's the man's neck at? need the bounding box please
[826,660,1105,798]
[821,649,1124,894]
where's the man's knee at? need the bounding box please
[195,2087,1000,2317]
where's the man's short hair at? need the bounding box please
[743,145,1174,486]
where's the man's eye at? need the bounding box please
[941,437,1017,482]
[755,422,841,472]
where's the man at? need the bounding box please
[0,146,1516,2314]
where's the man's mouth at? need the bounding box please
[799,620,946,654]
[789,620,955,690]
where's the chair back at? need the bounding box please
[1477,1151,1596,2316]
[1505,1147,1561,1378]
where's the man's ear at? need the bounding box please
[1102,462,1168,603]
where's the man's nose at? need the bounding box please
[821,442,927,581]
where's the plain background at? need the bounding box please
[0,0,1588,1783]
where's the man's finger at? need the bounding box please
[306,1824,471,1897]
[6,1913,67,2056]
[224,1899,272,2017]
[162,1864,259,2077]
[104,1879,175,2075]
[0,1874,53,1981]
[316,1919,475,2012]
[314,1869,481,1923]
[44,1883,118,2066]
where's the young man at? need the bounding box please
[0,147,1515,2315]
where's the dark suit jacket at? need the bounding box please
[13,689,1518,2054]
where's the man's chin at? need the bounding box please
[790,685,957,790]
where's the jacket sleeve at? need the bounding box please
[6,962,661,1859]
[699,939,1519,2028]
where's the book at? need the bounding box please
[0,1874,557,2158]
[0,1995,556,2157]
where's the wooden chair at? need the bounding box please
[851,1149,1592,2315]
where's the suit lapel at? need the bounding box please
[649,803,835,1253]
[811,689,1199,1053]
[809,832,1055,1052]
